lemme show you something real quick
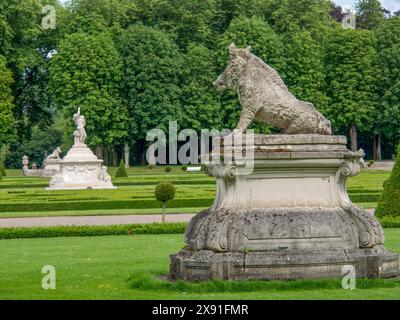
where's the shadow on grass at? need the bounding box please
[127,271,400,293]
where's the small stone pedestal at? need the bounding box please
[170,134,399,280]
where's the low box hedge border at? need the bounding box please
[0,193,380,213]
[0,217,399,240]
[0,222,186,240]
[0,198,214,212]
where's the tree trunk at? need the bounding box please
[111,146,118,166]
[95,145,103,160]
[349,124,358,152]
[103,146,109,166]
[135,139,146,165]
[375,133,382,160]
[162,202,166,223]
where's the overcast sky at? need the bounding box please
[334,0,400,12]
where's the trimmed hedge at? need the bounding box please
[155,182,176,203]
[378,217,400,228]
[115,160,128,177]
[0,217,398,240]
[0,179,214,189]
[0,222,187,240]
[0,192,379,213]
[0,198,214,212]
[376,146,400,217]
[348,193,381,203]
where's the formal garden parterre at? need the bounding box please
[0,167,390,218]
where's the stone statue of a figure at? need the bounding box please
[73,107,87,144]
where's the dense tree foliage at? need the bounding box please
[180,44,221,131]
[272,0,336,42]
[48,32,128,150]
[119,24,182,163]
[374,17,400,158]
[282,31,329,114]
[0,56,15,146]
[1,0,400,166]
[324,28,380,151]
[355,0,385,30]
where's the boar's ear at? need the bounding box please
[229,43,237,56]
[245,46,251,52]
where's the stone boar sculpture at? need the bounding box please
[214,43,332,135]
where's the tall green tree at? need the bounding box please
[119,24,182,164]
[65,0,138,35]
[180,43,221,131]
[282,31,329,114]
[0,56,15,146]
[374,17,400,158]
[134,0,217,50]
[355,0,385,30]
[217,15,285,130]
[324,28,380,151]
[272,0,336,42]
[212,0,280,34]
[1,0,66,139]
[48,32,128,157]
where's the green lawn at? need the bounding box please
[0,167,390,218]
[0,230,399,300]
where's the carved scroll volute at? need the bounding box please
[205,164,237,181]
[336,150,364,209]
[340,149,364,177]
[336,149,385,249]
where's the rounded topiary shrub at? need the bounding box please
[181,165,187,171]
[376,145,400,217]
[148,164,156,170]
[155,182,176,223]
[115,160,128,177]
[165,166,171,173]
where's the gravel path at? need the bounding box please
[0,214,196,228]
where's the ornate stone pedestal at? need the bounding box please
[47,142,115,190]
[47,108,116,190]
[41,158,60,177]
[47,143,116,190]
[170,134,399,280]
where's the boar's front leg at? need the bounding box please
[236,107,257,131]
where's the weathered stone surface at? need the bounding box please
[22,149,61,178]
[213,44,332,135]
[170,134,399,280]
[170,249,399,281]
